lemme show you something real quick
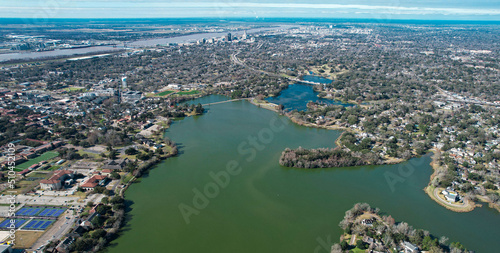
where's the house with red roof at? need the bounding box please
[80,175,108,191]
[18,169,30,176]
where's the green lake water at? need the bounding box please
[107,95,499,253]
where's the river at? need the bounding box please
[0,26,287,63]
[107,94,500,253]
[127,26,286,47]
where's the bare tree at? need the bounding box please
[331,243,342,253]
[439,236,449,245]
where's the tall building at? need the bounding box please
[242,31,248,40]
[121,76,127,89]
[225,33,232,42]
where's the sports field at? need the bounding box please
[16,151,59,170]
[177,90,199,95]
[156,90,175,96]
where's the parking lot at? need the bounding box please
[0,194,79,207]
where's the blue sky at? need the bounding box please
[1,0,499,20]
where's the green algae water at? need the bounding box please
[107,95,499,253]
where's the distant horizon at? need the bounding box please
[2,17,500,24]
[1,1,499,21]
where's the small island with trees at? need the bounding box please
[279,147,372,169]
[330,203,473,253]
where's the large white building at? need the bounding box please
[121,76,127,89]
[40,170,74,190]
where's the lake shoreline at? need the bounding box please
[249,98,492,213]
[424,149,500,213]
[108,94,500,253]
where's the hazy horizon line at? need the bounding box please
[2,17,500,23]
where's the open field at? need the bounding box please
[9,180,40,195]
[77,150,101,158]
[27,172,49,178]
[64,87,86,92]
[12,230,44,249]
[17,152,59,170]
[156,90,175,96]
[177,90,199,95]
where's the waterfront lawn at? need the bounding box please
[121,174,134,184]
[156,90,175,96]
[177,90,199,95]
[16,151,59,170]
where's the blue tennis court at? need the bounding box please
[15,208,29,216]
[27,208,42,216]
[33,221,45,229]
[46,209,56,216]
[15,207,42,216]
[18,207,67,217]
[39,221,53,230]
[38,209,50,216]
[23,220,54,230]
[38,208,66,217]
[0,219,27,229]
[23,220,38,229]
[52,209,66,217]
[0,220,10,228]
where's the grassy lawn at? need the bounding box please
[177,90,199,95]
[12,231,44,249]
[164,145,173,154]
[156,90,175,96]
[78,149,101,158]
[9,180,39,194]
[16,151,59,170]
[121,173,134,184]
[47,165,61,171]
[69,191,87,200]
[121,154,137,160]
[27,172,49,178]
[65,87,86,92]
[349,247,366,253]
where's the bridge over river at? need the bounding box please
[202,98,245,106]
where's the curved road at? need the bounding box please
[433,188,469,208]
